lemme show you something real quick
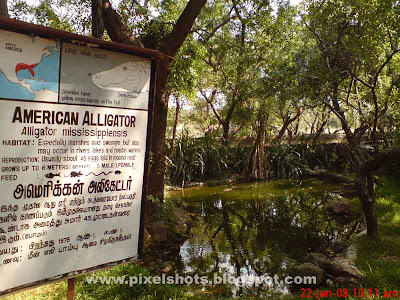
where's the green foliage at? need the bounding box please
[267,143,308,179]
[168,131,203,186]
[167,132,249,186]
[196,133,229,180]
[22,0,92,34]
[31,1,75,31]
[9,0,400,147]
[8,0,33,22]
[140,19,173,50]
[227,143,250,174]
[301,0,400,145]
[391,128,400,146]
[297,142,340,171]
[168,135,349,183]
[169,38,204,100]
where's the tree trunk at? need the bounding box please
[0,0,8,17]
[102,0,143,47]
[245,111,268,180]
[326,82,380,238]
[356,145,400,237]
[92,0,104,38]
[274,110,301,141]
[100,0,207,202]
[276,119,290,140]
[222,122,230,146]
[147,58,171,201]
[294,119,299,135]
[168,96,180,158]
[149,0,207,202]
[310,114,317,135]
[312,119,328,144]
[357,173,377,239]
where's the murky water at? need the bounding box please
[167,179,359,297]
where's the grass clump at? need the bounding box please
[2,281,67,300]
[73,264,184,300]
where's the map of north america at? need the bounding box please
[0,30,60,102]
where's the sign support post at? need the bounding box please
[67,278,75,300]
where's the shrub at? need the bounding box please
[267,143,308,179]
[167,132,249,186]
[297,143,339,171]
[168,131,202,186]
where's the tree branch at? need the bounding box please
[200,90,224,126]
[92,0,104,38]
[373,49,400,88]
[303,168,354,184]
[193,14,236,41]
[0,0,8,17]
[102,0,143,46]
[361,146,400,175]
[160,0,207,57]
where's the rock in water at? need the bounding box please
[326,257,364,279]
[306,252,364,279]
[334,276,361,288]
[289,262,326,287]
[306,253,331,269]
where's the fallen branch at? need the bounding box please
[303,168,354,184]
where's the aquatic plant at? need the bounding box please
[267,143,308,179]
[167,131,250,185]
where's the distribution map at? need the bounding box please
[0,30,151,110]
[0,30,60,102]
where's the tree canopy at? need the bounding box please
[5,0,400,238]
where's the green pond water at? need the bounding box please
[167,179,360,297]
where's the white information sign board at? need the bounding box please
[0,26,152,295]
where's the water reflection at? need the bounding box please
[168,180,359,297]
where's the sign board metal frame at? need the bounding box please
[0,17,160,297]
